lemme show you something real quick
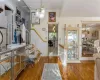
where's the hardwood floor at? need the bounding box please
[17,56,95,80]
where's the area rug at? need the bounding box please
[41,63,62,80]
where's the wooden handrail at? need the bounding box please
[59,44,67,50]
[31,28,47,42]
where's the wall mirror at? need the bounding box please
[82,21,100,57]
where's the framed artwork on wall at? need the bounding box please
[32,12,40,25]
[48,12,56,22]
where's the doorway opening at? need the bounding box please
[82,22,100,57]
[48,24,58,56]
[66,27,79,61]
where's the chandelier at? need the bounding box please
[36,0,45,18]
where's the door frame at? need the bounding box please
[81,21,100,60]
[66,26,80,61]
[48,24,58,56]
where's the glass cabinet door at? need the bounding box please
[0,53,12,80]
[66,27,79,60]
[21,55,26,70]
[13,55,20,79]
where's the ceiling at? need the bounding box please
[61,0,100,17]
[23,0,63,10]
[13,0,30,13]
[23,0,100,17]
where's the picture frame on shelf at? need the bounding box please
[32,12,40,25]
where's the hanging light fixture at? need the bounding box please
[36,9,40,17]
[36,0,45,19]
[39,13,44,18]
[41,7,45,14]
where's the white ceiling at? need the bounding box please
[23,0,100,17]
[23,0,63,10]
[61,0,100,17]
[13,0,30,13]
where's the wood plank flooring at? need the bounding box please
[17,56,95,80]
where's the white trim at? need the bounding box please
[81,21,100,24]
[47,22,59,24]
[80,57,94,60]
[67,60,81,63]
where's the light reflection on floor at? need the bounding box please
[48,47,58,56]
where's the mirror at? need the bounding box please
[82,22,100,57]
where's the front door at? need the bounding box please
[66,27,79,61]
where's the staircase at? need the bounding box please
[31,27,48,56]
[26,44,41,64]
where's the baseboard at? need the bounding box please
[67,60,81,63]
[80,57,94,60]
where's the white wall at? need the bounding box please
[31,10,60,56]
[31,30,47,56]
[31,10,100,60]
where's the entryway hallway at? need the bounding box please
[17,56,94,80]
[0,0,100,80]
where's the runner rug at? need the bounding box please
[41,63,62,80]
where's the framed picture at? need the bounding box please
[32,12,40,24]
[48,12,56,22]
